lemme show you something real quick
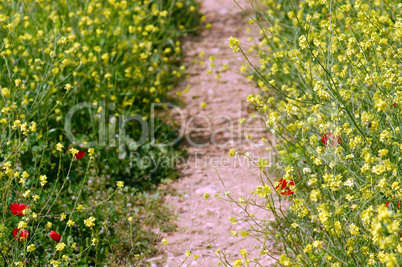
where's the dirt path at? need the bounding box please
[151,1,275,266]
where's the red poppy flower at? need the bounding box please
[275,178,295,196]
[393,103,397,108]
[385,201,401,209]
[13,228,29,241]
[75,151,85,159]
[9,203,29,217]
[321,132,341,146]
[49,230,61,242]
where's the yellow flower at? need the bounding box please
[228,36,240,53]
[27,244,36,252]
[40,175,48,186]
[64,84,73,92]
[56,143,64,152]
[117,181,124,189]
[84,216,96,228]
[233,259,243,266]
[229,149,235,157]
[161,238,169,245]
[69,148,79,155]
[349,223,360,236]
[18,221,27,229]
[239,249,247,258]
[88,148,95,157]
[304,244,312,254]
[55,242,66,251]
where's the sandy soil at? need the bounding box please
[150,1,277,266]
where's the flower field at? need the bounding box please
[0,0,201,265]
[4,0,402,266]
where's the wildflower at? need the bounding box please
[49,231,61,242]
[304,244,313,254]
[275,178,295,195]
[55,242,66,251]
[64,84,73,91]
[9,203,29,217]
[255,184,272,197]
[91,238,97,246]
[186,250,191,257]
[117,181,124,189]
[321,132,341,146]
[50,260,60,267]
[12,228,28,241]
[69,147,79,155]
[27,244,36,252]
[75,150,85,159]
[240,249,247,258]
[349,223,360,236]
[229,148,235,157]
[162,238,169,245]
[88,148,95,157]
[279,254,291,266]
[233,259,243,266]
[18,221,27,229]
[56,143,64,151]
[40,175,48,186]
[228,36,240,52]
[29,122,36,132]
[67,220,75,227]
[84,216,96,228]
[15,79,22,87]
[299,35,309,50]
[310,189,321,202]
